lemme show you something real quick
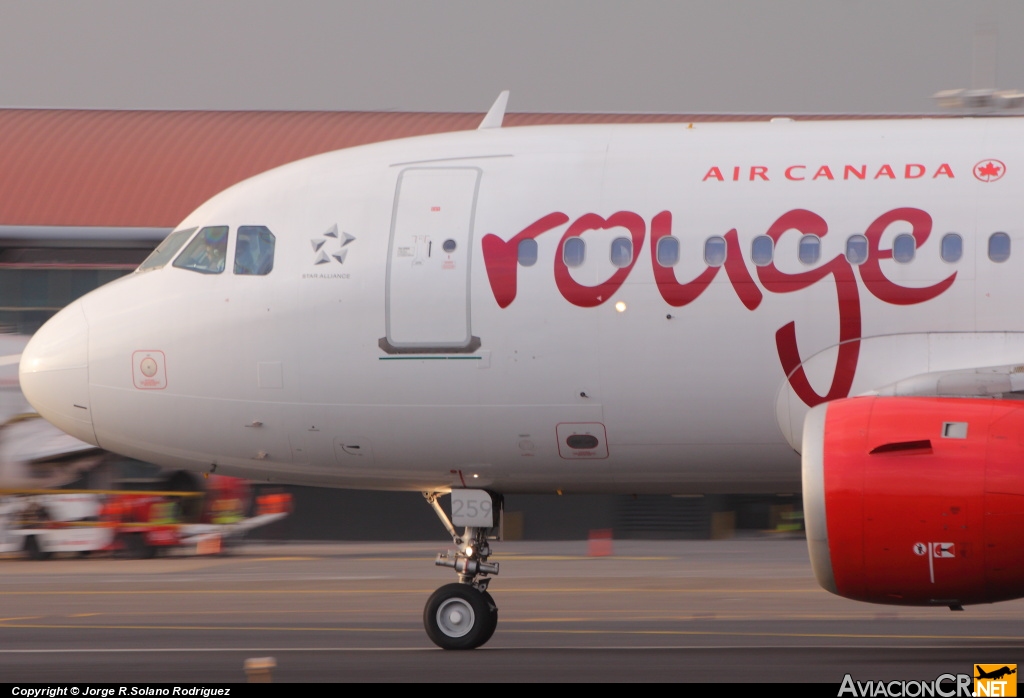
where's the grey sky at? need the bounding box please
[0,1,1020,114]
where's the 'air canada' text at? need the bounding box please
[702,163,955,182]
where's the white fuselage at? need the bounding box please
[19,119,1024,494]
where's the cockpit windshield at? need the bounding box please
[172,225,229,274]
[234,226,275,275]
[136,228,197,272]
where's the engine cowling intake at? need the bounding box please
[803,396,1024,607]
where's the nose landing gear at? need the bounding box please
[423,491,501,650]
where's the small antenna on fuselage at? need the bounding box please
[479,91,510,129]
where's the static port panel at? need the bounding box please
[556,422,609,459]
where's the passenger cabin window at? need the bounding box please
[845,235,868,265]
[989,232,1011,263]
[610,237,632,268]
[940,233,963,263]
[656,236,679,267]
[704,236,726,267]
[563,237,585,268]
[892,233,916,263]
[798,235,820,265]
[173,226,228,274]
[137,228,197,271]
[234,226,276,275]
[750,235,773,266]
[517,238,538,267]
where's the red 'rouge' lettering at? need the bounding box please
[481,212,569,308]
[650,211,762,310]
[482,206,959,408]
[756,210,861,407]
[858,207,955,305]
[554,211,646,307]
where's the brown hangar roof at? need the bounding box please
[0,108,932,229]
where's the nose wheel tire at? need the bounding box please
[424,583,498,650]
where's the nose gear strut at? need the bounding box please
[423,491,501,649]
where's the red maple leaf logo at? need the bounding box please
[974,159,1006,182]
[979,162,1001,178]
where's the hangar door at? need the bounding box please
[382,167,482,353]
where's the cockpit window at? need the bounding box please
[137,228,197,272]
[234,226,276,275]
[172,226,229,274]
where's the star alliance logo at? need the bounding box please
[311,224,356,265]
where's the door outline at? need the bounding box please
[380,166,482,354]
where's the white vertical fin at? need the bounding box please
[478,91,509,130]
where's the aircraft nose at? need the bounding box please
[18,299,97,446]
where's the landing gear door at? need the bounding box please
[382,167,482,353]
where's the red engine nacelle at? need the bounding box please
[803,396,1024,607]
